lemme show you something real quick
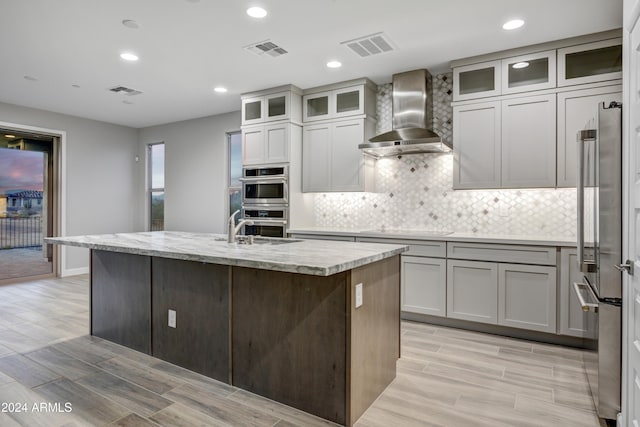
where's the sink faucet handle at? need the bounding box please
[229,210,240,226]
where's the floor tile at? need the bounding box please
[34,378,131,426]
[76,371,173,418]
[0,353,61,387]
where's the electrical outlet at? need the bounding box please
[355,283,363,308]
[168,309,176,328]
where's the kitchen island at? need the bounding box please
[46,231,407,426]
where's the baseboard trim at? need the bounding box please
[402,312,594,349]
[61,267,89,277]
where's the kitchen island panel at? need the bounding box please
[231,266,348,424]
[152,258,231,383]
[348,255,400,426]
[91,250,151,354]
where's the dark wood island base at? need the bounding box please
[90,249,400,426]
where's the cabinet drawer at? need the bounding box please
[357,238,446,258]
[447,242,556,265]
[289,234,356,242]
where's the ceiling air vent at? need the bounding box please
[341,32,395,58]
[244,40,288,57]
[108,86,143,96]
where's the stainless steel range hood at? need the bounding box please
[359,69,451,158]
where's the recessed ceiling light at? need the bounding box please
[214,87,228,93]
[4,135,16,139]
[246,7,267,18]
[326,61,342,68]
[23,75,37,81]
[122,19,139,29]
[502,19,524,30]
[120,52,139,61]
[512,61,529,69]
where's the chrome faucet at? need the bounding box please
[227,210,254,243]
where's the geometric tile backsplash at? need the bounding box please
[313,73,577,238]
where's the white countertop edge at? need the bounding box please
[46,233,408,277]
[287,228,577,247]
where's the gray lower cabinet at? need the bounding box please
[559,248,595,338]
[498,263,557,333]
[290,234,569,336]
[447,260,498,324]
[401,256,446,316]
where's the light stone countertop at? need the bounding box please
[46,231,408,276]
[287,227,577,247]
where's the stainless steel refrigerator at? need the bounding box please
[574,101,622,421]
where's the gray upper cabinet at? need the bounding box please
[501,50,556,94]
[242,122,291,165]
[557,38,622,87]
[453,94,556,189]
[452,31,621,190]
[302,79,376,192]
[557,85,622,187]
[241,85,302,166]
[453,101,501,189]
[302,118,375,192]
[241,86,302,126]
[501,94,556,188]
[453,60,502,101]
[302,82,373,122]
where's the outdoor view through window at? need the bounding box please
[0,143,53,281]
[149,143,165,231]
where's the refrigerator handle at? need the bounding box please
[577,129,597,271]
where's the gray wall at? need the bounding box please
[0,101,141,272]
[138,111,241,233]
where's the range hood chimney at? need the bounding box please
[359,69,451,158]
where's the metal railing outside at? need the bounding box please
[0,216,42,249]
[150,219,164,231]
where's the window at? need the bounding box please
[228,132,242,218]
[148,143,165,231]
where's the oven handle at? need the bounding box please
[577,129,596,272]
[239,176,288,182]
[244,219,287,226]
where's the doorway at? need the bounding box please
[0,128,59,283]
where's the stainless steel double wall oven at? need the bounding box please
[240,165,288,238]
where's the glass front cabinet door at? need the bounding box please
[265,92,289,121]
[242,92,292,125]
[303,85,365,122]
[303,90,332,122]
[242,97,263,125]
[334,86,364,118]
[501,50,557,94]
[557,38,622,87]
[453,60,502,101]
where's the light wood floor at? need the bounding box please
[0,275,605,426]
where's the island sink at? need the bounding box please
[46,231,406,426]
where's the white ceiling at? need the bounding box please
[0,0,622,128]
